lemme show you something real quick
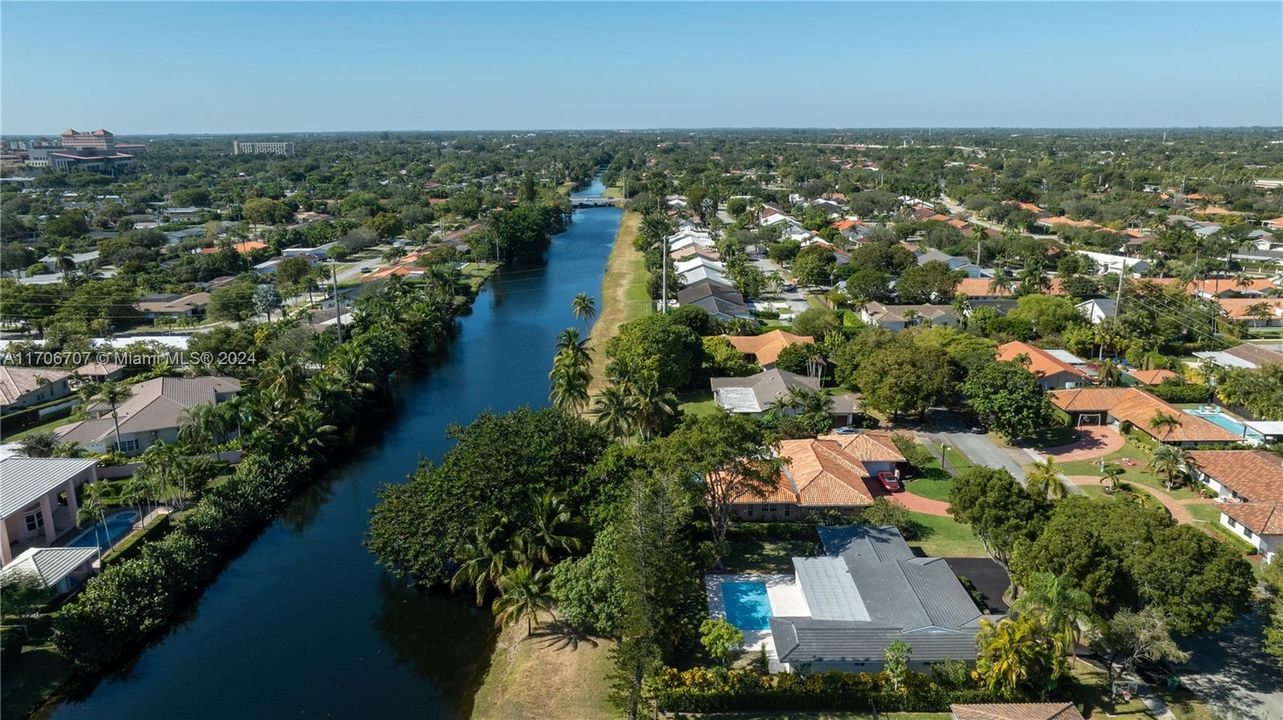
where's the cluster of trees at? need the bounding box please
[51,273,465,670]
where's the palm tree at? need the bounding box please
[1099,462,1125,493]
[973,615,1062,700]
[491,564,554,637]
[549,349,591,414]
[51,244,76,283]
[1149,444,1194,491]
[94,380,132,452]
[1097,359,1123,388]
[118,475,151,523]
[1027,457,1067,501]
[988,268,1015,296]
[1147,410,1182,442]
[1013,572,1096,658]
[451,524,516,607]
[522,491,583,564]
[179,402,233,450]
[592,385,637,439]
[571,293,597,335]
[76,480,111,566]
[627,376,678,441]
[140,441,187,507]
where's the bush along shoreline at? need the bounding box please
[51,272,477,674]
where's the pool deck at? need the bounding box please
[705,573,809,673]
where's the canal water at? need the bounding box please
[49,181,621,719]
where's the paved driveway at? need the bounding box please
[917,428,1029,482]
[1176,609,1283,719]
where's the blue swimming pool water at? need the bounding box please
[1183,408,1262,440]
[722,581,772,631]
[68,510,140,551]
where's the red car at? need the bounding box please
[877,471,902,492]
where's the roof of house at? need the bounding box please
[688,295,753,321]
[746,431,903,508]
[997,341,1091,382]
[676,278,741,305]
[1224,343,1283,368]
[1217,298,1283,320]
[711,369,820,414]
[725,330,814,366]
[56,376,240,444]
[951,703,1085,720]
[0,457,99,518]
[1219,501,1283,536]
[1049,387,1240,443]
[0,546,98,588]
[955,277,1065,298]
[1188,277,1277,296]
[1188,450,1283,503]
[198,240,267,255]
[0,366,71,405]
[135,292,211,315]
[1126,369,1179,385]
[770,525,992,665]
[862,303,957,324]
[75,361,125,377]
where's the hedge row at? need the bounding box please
[1147,382,1213,404]
[646,666,1000,713]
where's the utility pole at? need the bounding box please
[1114,258,1125,319]
[660,231,668,313]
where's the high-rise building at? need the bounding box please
[232,140,295,157]
[43,128,138,174]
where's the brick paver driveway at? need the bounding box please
[1039,425,1124,462]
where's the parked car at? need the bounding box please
[877,471,902,492]
[360,266,372,274]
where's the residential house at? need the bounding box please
[725,330,814,368]
[950,703,1085,720]
[1075,251,1150,276]
[997,341,1091,390]
[765,525,1000,672]
[1075,298,1117,325]
[859,303,959,331]
[1218,298,1283,327]
[74,361,125,384]
[1194,342,1283,371]
[1049,387,1240,446]
[135,292,212,320]
[711,369,820,415]
[55,376,240,455]
[1188,277,1277,298]
[678,279,752,322]
[676,257,732,288]
[0,457,99,564]
[0,546,98,594]
[197,240,268,255]
[957,277,1065,300]
[1187,450,1283,561]
[1126,368,1180,386]
[916,249,987,279]
[732,431,905,520]
[0,366,73,410]
[39,250,100,273]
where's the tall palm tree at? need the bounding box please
[140,441,187,507]
[52,244,76,283]
[988,268,1015,296]
[1149,444,1194,491]
[592,385,637,439]
[522,491,583,564]
[1147,410,1182,442]
[627,377,678,441]
[94,380,132,453]
[76,480,111,565]
[549,349,591,414]
[571,293,597,335]
[451,524,516,607]
[974,615,1062,700]
[179,402,233,450]
[1027,457,1068,501]
[1013,572,1096,658]
[491,564,554,637]
[1097,359,1123,388]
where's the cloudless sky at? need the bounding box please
[3,1,1281,134]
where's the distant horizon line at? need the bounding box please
[3,124,1282,138]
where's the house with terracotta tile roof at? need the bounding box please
[951,703,1084,720]
[1187,449,1283,561]
[956,277,1066,300]
[725,330,814,368]
[997,342,1091,390]
[1217,298,1283,326]
[859,302,959,330]
[732,430,905,521]
[1049,387,1241,446]
[1187,276,1277,298]
[1125,368,1179,386]
[197,240,268,255]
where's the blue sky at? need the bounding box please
[3,2,1280,134]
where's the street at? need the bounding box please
[1176,610,1283,720]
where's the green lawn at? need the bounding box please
[906,511,988,558]
[904,468,953,502]
[1059,441,1202,500]
[1066,659,1158,719]
[1,414,77,442]
[1,632,73,720]
[678,389,718,417]
[1024,425,1081,449]
[722,537,821,574]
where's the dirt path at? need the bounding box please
[586,210,647,395]
[471,617,615,720]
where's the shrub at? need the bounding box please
[857,498,922,539]
[1148,382,1212,404]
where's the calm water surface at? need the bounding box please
[49,182,620,719]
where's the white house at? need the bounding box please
[0,457,99,564]
[1076,250,1150,276]
[55,376,240,455]
[1075,298,1117,325]
[1187,449,1283,561]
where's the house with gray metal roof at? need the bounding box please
[768,525,1000,672]
[710,369,820,415]
[0,546,98,594]
[1,457,99,564]
[55,376,240,455]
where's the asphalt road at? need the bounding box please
[917,427,1030,482]
[944,557,1010,612]
[1176,610,1283,720]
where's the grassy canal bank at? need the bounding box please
[586,210,649,395]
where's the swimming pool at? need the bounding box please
[722,581,772,631]
[1183,407,1263,441]
[68,509,140,551]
